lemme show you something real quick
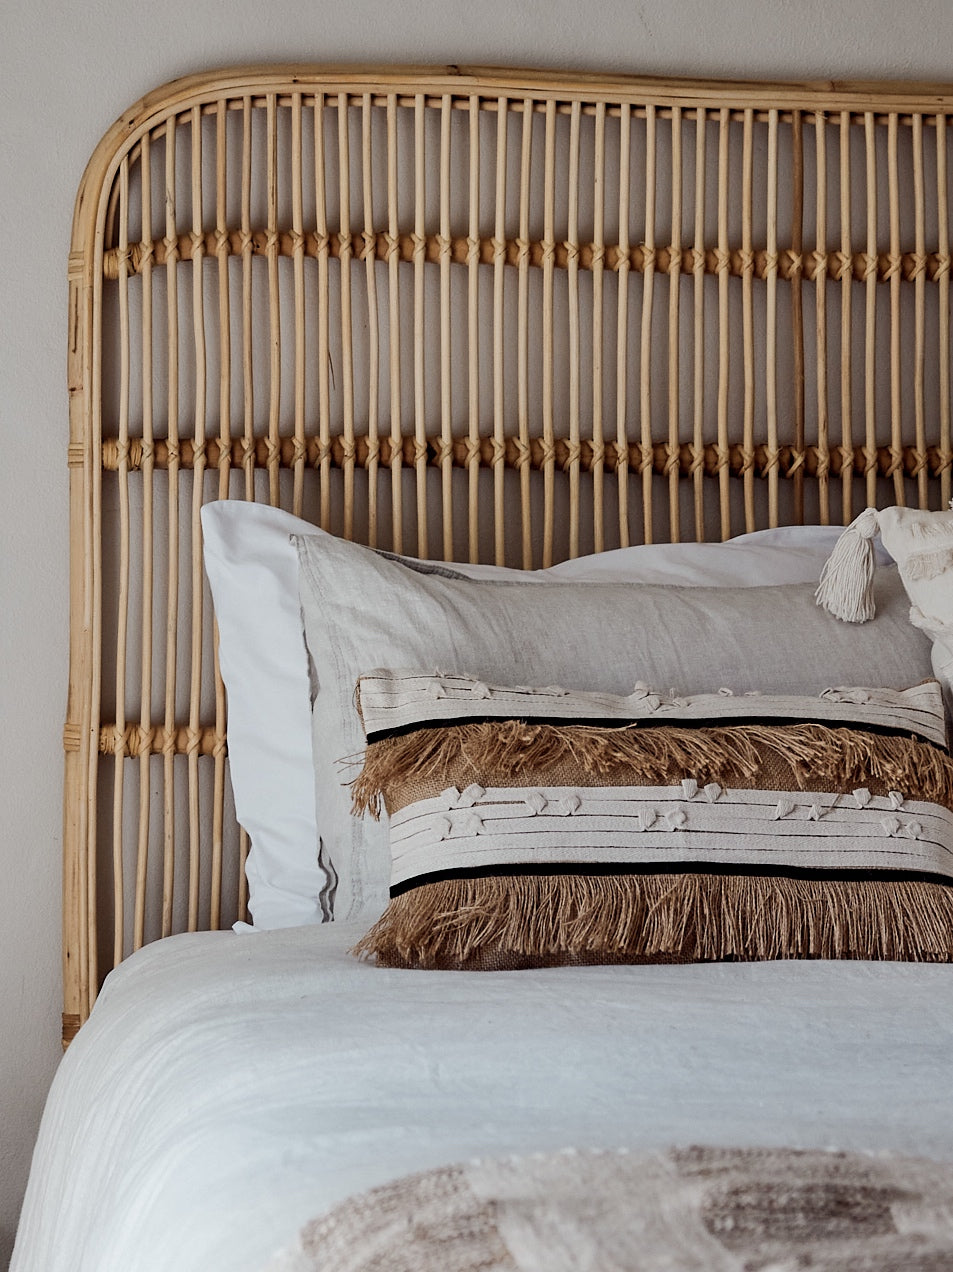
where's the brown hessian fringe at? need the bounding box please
[351,873,953,969]
[351,720,953,819]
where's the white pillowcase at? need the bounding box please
[201,501,884,929]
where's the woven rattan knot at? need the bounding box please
[165,440,180,465]
[539,439,557,467]
[290,437,308,466]
[591,244,606,268]
[713,247,730,276]
[663,442,680,476]
[564,241,580,264]
[214,230,230,256]
[383,232,399,261]
[513,438,532,469]
[464,437,482,466]
[832,250,852,281]
[739,249,756,275]
[364,437,381,465]
[410,232,427,261]
[541,239,556,265]
[434,439,454,467]
[466,235,480,265]
[935,252,952,279]
[615,445,630,474]
[117,246,133,272]
[115,439,131,467]
[641,245,657,270]
[783,249,803,278]
[884,252,902,280]
[412,439,429,466]
[861,444,879,476]
[862,252,878,281]
[316,439,333,464]
[264,438,281,466]
[138,241,155,268]
[561,440,582,470]
[436,234,452,261]
[211,732,227,759]
[910,252,928,280]
[589,440,606,467]
[937,446,953,474]
[810,250,827,279]
[189,232,205,258]
[192,440,207,466]
[238,230,254,255]
[185,727,202,757]
[240,438,256,469]
[691,247,706,273]
[490,237,507,262]
[814,449,831,479]
[314,231,330,255]
[763,250,779,275]
[341,439,357,463]
[137,726,155,756]
[666,246,681,275]
[161,728,177,758]
[359,231,375,261]
[163,236,180,265]
[885,445,904,477]
[337,231,352,262]
[713,445,731,474]
[687,444,705,477]
[763,446,781,475]
[139,439,155,463]
[786,449,806,477]
[515,238,530,266]
[638,444,653,476]
[834,444,853,474]
[489,437,507,469]
[289,230,307,256]
[909,447,929,476]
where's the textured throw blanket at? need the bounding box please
[266,1145,953,1271]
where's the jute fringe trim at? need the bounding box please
[352,721,953,818]
[352,873,953,970]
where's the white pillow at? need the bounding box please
[201,501,886,929]
[295,531,931,923]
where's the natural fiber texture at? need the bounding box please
[266,1145,953,1272]
[352,871,953,969]
[353,719,953,818]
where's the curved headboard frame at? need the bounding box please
[65,64,953,1043]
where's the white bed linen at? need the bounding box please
[13,924,953,1272]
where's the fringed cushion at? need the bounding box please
[351,671,953,969]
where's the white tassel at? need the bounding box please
[814,507,880,623]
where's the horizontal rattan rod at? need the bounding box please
[97,434,946,482]
[64,722,225,758]
[103,230,953,287]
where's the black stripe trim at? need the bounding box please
[367,713,947,749]
[389,860,953,898]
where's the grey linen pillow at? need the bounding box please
[294,529,935,921]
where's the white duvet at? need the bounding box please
[12,923,953,1271]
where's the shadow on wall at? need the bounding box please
[1,1225,14,1272]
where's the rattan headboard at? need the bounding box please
[64,64,953,1043]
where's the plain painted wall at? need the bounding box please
[2,0,952,1265]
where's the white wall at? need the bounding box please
[2,0,951,1265]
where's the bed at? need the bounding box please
[12,64,953,1270]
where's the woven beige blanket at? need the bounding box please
[266,1145,953,1271]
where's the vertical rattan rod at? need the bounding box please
[266,96,281,508]
[133,134,155,951]
[741,108,756,533]
[791,110,805,524]
[567,99,582,559]
[591,101,607,554]
[616,103,632,548]
[912,113,928,510]
[887,113,904,505]
[667,107,682,542]
[113,156,131,965]
[386,96,403,552]
[517,97,533,568]
[439,94,454,561]
[541,99,557,568]
[161,116,180,940]
[292,94,308,518]
[188,103,208,934]
[362,94,381,548]
[938,115,951,510]
[338,94,357,540]
[466,96,481,563]
[315,96,332,532]
[210,100,231,929]
[640,104,657,544]
[692,108,707,540]
[716,107,731,539]
[492,97,508,566]
[839,111,853,524]
[240,99,255,502]
[413,94,428,557]
[765,110,780,529]
[815,111,830,524]
[864,113,878,509]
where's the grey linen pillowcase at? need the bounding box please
[294,529,935,922]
